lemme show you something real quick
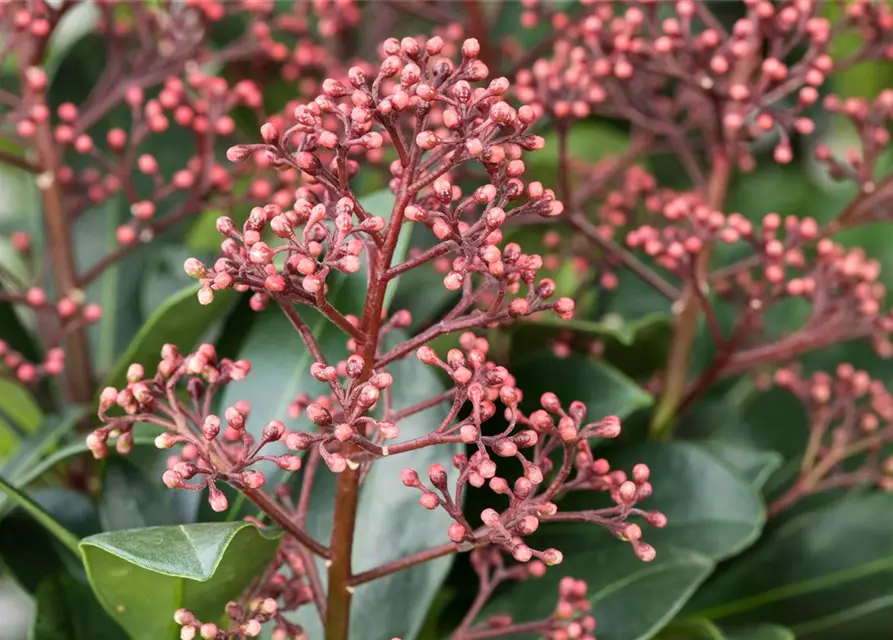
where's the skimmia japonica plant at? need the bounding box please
[2,2,893,640]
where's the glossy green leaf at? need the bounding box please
[714,388,808,461]
[722,624,795,640]
[0,478,80,555]
[699,441,783,491]
[73,196,148,372]
[185,209,228,252]
[103,284,235,391]
[0,375,41,433]
[1,408,84,481]
[217,273,365,519]
[519,311,669,347]
[510,311,673,380]
[512,352,653,421]
[0,377,43,456]
[99,452,192,531]
[607,442,765,561]
[659,617,726,640]
[686,494,893,638]
[0,488,98,593]
[80,522,282,640]
[30,574,123,640]
[527,121,630,188]
[44,3,100,79]
[387,226,458,332]
[139,245,207,316]
[287,331,461,639]
[486,545,713,640]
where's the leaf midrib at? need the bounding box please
[692,555,893,620]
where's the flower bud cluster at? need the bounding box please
[812,90,893,198]
[218,34,571,324]
[0,0,333,345]
[515,0,893,166]
[87,343,306,514]
[405,336,664,564]
[0,278,100,383]
[768,364,893,516]
[184,195,377,307]
[0,339,65,385]
[173,575,303,640]
[278,352,403,474]
[576,163,893,371]
[462,546,597,639]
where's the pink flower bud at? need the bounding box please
[276,454,302,472]
[400,468,421,487]
[646,511,668,528]
[618,480,637,504]
[260,122,279,143]
[415,131,440,150]
[542,548,563,566]
[480,508,500,527]
[163,470,184,488]
[286,431,314,450]
[155,433,176,449]
[197,287,214,305]
[416,346,438,364]
[633,542,656,562]
[263,420,286,441]
[448,522,467,542]
[512,544,533,562]
[593,415,621,438]
[632,463,650,483]
[26,287,46,307]
[241,619,262,637]
[334,423,354,442]
[241,470,265,489]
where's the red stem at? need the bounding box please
[650,149,732,437]
[28,92,95,403]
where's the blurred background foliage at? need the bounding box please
[1,2,893,639]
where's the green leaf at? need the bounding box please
[509,311,673,380]
[699,441,783,491]
[43,3,100,79]
[609,442,765,561]
[527,121,630,188]
[139,245,207,316]
[103,284,235,391]
[0,367,41,430]
[217,274,365,519]
[519,311,668,347]
[30,574,123,640]
[1,408,85,483]
[80,522,282,640]
[0,477,80,555]
[185,209,227,252]
[0,488,98,593]
[659,617,727,640]
[0,377,43,456]
[721,624,795,640]
[512,351,653,421]
[99,452,192,531]
[388,227,457,332]
[686,494,893,638]
[486,546,713,640]
[287,331,461,639]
